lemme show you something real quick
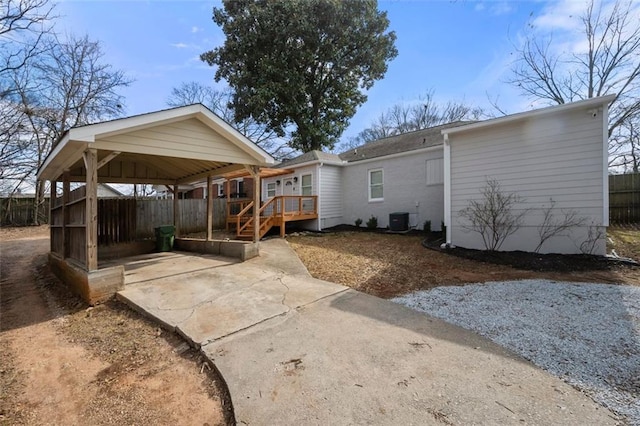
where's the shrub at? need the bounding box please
[354,218,363,227]
[459,178,527,251]
[366,215,378,229]
[423,220,431,234]
[441,222,446,237]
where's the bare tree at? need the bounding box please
[3,33,131,223]
[535,198,586,253]
[0,0,55,96]
[342,90,483,149]
[459,178,527,251]
[167,81,292,160]
[609,113,640,172]
[508,0,640,169]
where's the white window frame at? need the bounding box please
[426,158,444,186]
[266,182,276,198]
[301,174,312,196]
[368,168,384,202]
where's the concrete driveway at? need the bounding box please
[117,240,616,425]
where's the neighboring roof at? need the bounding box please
[339,121,470,163]
[37,104,276,184]
[97,183,125,197]
[277,150,343,168]
[442,95,616,136]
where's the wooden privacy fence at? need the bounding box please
[135,198,226,238]
[0,197,49,226]
[97,198,226,243]
[609,173,640,224]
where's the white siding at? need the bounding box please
[319,165,343,229]
[449,107,606,254]
[95,118,261,164]
[342,149,444,230]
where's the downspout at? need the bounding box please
[443,133,452,244]
[602,103,609,227]
[317,163,322,231]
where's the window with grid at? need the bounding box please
[267,182,276,198]
[369,169,383,201]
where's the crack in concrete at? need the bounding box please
[275,273,291,312]
[199,309,291,347]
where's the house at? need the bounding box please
[443,95,614,255]
[260,122,465,232]
[257,95,613,255]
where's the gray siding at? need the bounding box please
[342,149,444,230]
[449,108,606,254]
[319,165,343,229]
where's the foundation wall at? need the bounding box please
[48,253,125,305]
[174,238,259,261]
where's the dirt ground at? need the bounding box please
[0,226,231,425]
[288,226,640,299]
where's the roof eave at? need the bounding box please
[442,95,617,136]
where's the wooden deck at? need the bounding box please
[227,196,318,240]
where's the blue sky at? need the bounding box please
[55,0,590,142]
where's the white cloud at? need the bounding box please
[490,2,513,16]
[170,42,189,49]
[474,1,514,16]
[191,26,202,33]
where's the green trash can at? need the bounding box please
[155,225,176,252]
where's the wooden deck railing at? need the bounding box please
[230,196,318,239]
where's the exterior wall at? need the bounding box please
[262,164,320,230]
[448,107,606,255]
[319,165,343,229]
[341,148,445,230]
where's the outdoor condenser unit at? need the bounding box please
[389,212,409,231]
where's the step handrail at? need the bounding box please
[236,201,254,235]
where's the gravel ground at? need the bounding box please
[392,280,640,425]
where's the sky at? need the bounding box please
[53,0,603,143]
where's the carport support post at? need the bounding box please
[206,174,213,241]
[63,171,70,258]
[49,180,56,252]
[83,148,98,271]
[173,184,180,237]
[248,166,261,243]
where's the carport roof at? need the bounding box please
[37,104,276,184]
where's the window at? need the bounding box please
[426,158,444,185]
[237,180,245,197]
[369,169,383,201]
[267,182,276,198]
[301,174,312,196]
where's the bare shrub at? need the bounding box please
[580,223,606,255]
[459,178,527,251]
[535,199,586,253]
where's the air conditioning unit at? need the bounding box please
[389,212,409,231]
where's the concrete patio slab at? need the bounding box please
[117,244,347,346]
[202,289,615,425]
[116,239,617,425]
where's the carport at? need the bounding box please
[36,104,275,304]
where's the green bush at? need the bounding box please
[366,215,378,229]
[354,218,363,227]
[441,221,446,236]
[423,220,431,234]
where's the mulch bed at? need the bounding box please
[424,239,619,272]
[322,225,637,273]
